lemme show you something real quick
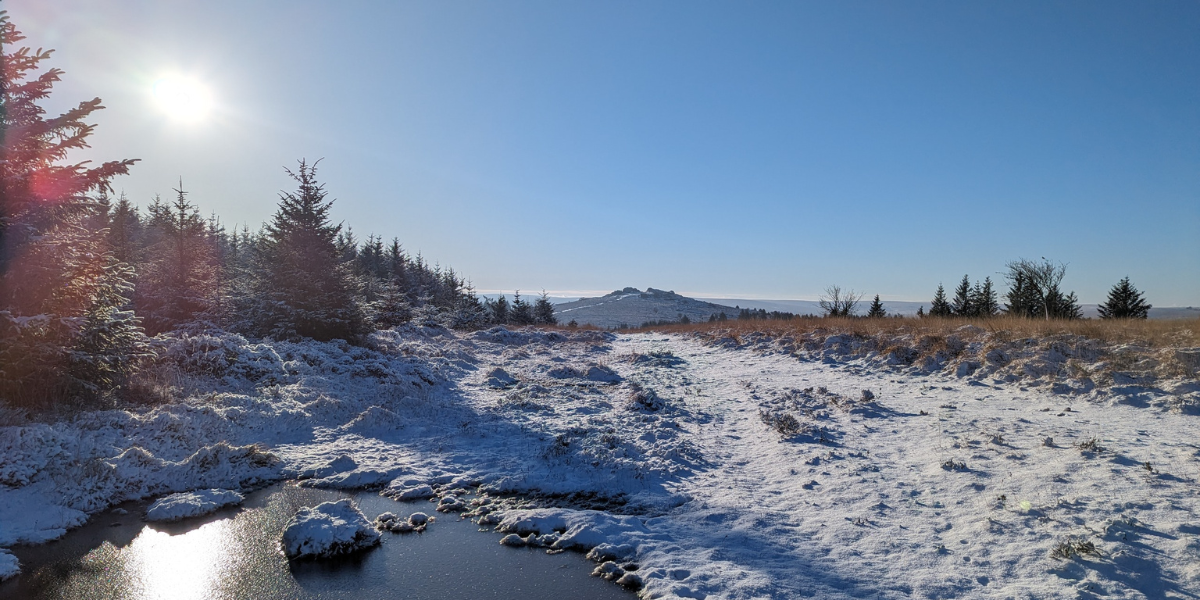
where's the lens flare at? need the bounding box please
[152,75,213,122]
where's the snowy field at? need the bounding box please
[2,325,1198,598]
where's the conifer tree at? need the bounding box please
[951,275,974,317]
[1004,272,1038,318]
[533,290,557,325]
[1004,258,1071,321]
[369,280,412,329]
[1044,284,1082,320]
[1098,277,1151,319]
[488,294,509,325]
[136,182,218,334]
[510,290,533,326]
[929,284,952,317]
[106,193,141,264]
[0,10,146,408]
[0,10,137,305]
[866,294,886,318]
[255,160,365,341]
[972,277,999,318]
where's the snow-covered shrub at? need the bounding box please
[157,332,285,382]
[145,489,244,522]
[626,384,665,411]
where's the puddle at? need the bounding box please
[0,484,633,599]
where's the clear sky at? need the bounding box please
[8,0,1199,304]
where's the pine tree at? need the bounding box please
[136,182,219,334]
[866,294,886,318]
[68,258,150,400]
[369,280,412,329]
[255,160,365,341]
[106,193,141,264]
[533,290,557,325]
[449,282,488,329]
[916,306,925,318]
[0,11,145,408]
[488,294,509,325]
[0,10,137,306]
[1045,284,1082,320]
[510,290,533,326]
[1098,277,1151,319]
[1004,272,1040,318]
[951,275,974,317]
[972,277,999,318]
[929,284,952,317]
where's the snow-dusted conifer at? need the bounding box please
[136,182,219,334]
[533,290,557,325]
[510,290,534,326]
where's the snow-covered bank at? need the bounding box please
[2,325,1198,598]
[145,488,244,522]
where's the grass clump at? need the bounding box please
[1051,537,1100,560]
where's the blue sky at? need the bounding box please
[10,0,1199,304]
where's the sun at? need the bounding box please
[152,75,213,122]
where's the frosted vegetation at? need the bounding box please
[2,323,1198,597]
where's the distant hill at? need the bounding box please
[553,288,740,328]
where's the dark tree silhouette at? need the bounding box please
[254,160,365,341]
[1098,277,1151,319]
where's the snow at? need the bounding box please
[0,549,18,582]
[145,488,244,521]
[1,325,1198,597]
[280,499,381,559]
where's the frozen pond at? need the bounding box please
[0,484,633,600]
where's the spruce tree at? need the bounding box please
[489,294,509,325]
[533,290,557,325]
[1004,272,1040,318]
[106,193,141,264]
[1045,284,1082,320]
[255,160,365,341]
[951,275,974,317]
[136,182,218,334]
[1098,277,1151,319]
[972,277,999,318]
[510,290,533,326]
[0,10,137,306]
[866,294,886,318]
[0,11,145,408]
[929,284,952,317]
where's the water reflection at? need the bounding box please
[1,485,632,600]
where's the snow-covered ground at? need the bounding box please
[1,325,1198,598]
[145,488,244,522]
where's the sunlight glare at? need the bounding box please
[152,75,213,122]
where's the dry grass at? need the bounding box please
[622,316,1200,348]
